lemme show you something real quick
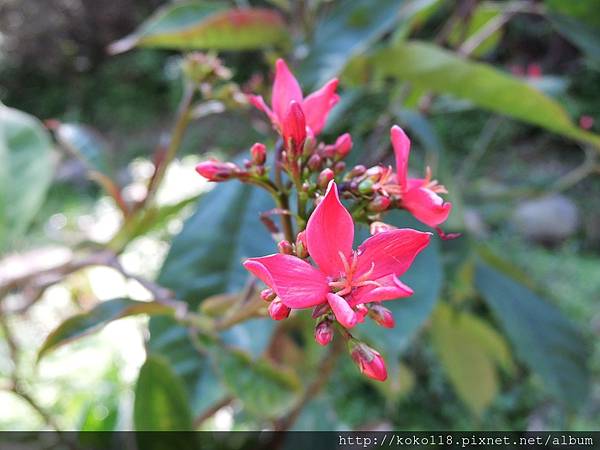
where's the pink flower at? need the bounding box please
[248,59,339,136]
[243,181,430,329]
[350,341,388,382]
[389,125,452,227]
[579,115,594,130]
[195,160,241,182]
[314,320,334,346]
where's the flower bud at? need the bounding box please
[333,161,346,174]
[195,160,240,182]
[282,101,307,156]
[250,143,266,166]
[295,231,308,258]
[314,320,334,346]
[365,166,384,181]
[260,288,276,302]
[367,195,391,212]
[347,165,366,179]
[307,154,323,172]
[333,133,353,159]
[349,340,388,382]
[268,298,291,320]
[369,304,395,328]
[580,115,594,130]
[369,221,397,235]
[355,304,369,323]
[358,178,374,194]
[318,168,335,190]
[278,240,294,255]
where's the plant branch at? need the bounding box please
[192,396,235,428]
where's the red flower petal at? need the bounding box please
[272,59,303,123]
[403,186,452,227]
[356,228,430,280]
[391,125,410,191]
[302,79,339,135]
[350,275,413,306]
[326,292,357,329]
[243,254,328,308]
[306,181,354,277]
[247,94,277,125]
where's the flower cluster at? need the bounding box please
[195,59,455,381]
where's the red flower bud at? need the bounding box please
[355,304,369,323]
[268,298,290,320]
[347,165,366,179]
[369,304,395,328]
[314,320,334,346]
[580,115,594,130]
[318,168,335,189]
[333,161,346,174]
[260,288,276,302]
[278,240,294,255]
[368,195,392,212]
[334,133,352,159]
[195,160,240,181]
[282,101,307,156]
[295,231,308,258]
[349,341,387,382]
[250,143,266,165]
[307,154,323,172]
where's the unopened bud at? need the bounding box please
[318,168,335,189]
[307,154,323,172]
[347,165,367,178]
[368,195,391,212]
[314,320,334,346]
[250,143,266,165]
[260,288,276,302]
[365,166,384,181]
[358,179,374,194]
[349,340,388,381]
[369,304,395,328]
[282,101,307,156]
[195,160,240,182]
[278,240,294,255]
[355,304,369,323]
[370,221,397,235]
[333,133,352,159]
[268,298,291,320]
[333,161,346,174]
[295,231,308,258]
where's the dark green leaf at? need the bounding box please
[0,105,54,249]
[37,298,173,361]
[134,355,194,430]
[547,14,600,68]
[299,0,432,87]
[364,41,600,148]
[150,181,277,411]
[475,263,590,406]
[109,3,289,54]
[215,348,301,418]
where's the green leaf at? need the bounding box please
[298,0,432,87]
[363,41,600,148]
[447,3,503,56]
[149,181,277,412]
[431,304,511,416]
[0,105,54,249]
[215,348,301,418]
[37,298,173,361]
[547,13,600,68]
[475,263,590,406]
[134,355,194,430]
[109,3,289,54]
[545,0,600,29]
[54,123,112,176]
[358,212,443,360]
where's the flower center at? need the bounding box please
[328,251,380,297]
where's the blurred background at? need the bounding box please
[0,0,599,433]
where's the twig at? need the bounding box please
[272,336,344,432]
[192,396,235,428]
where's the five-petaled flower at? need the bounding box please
[243,180,431,329]
[386,125,452,228]
[248,59,339,137]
